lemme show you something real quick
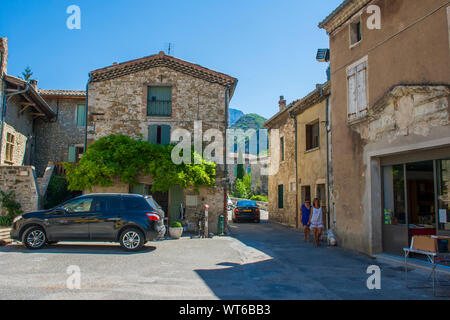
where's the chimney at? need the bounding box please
[29,79,38,90]
[279,95,286,112]
[0,37,8,76]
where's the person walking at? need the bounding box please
[308,198,324,247]
[301,199,311,242]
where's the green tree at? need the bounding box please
[233,178,248,199]
[64,134,216,192]
[20,66,33,82]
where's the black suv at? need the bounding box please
[10,194,166,251]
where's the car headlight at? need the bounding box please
[12,216,22,223]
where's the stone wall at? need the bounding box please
[0,37,7,76]
[267,114,297,227]
[0,166,40,215]
[1,95,34,166]
[34,96,86,177]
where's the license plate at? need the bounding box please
[244,209,252,212]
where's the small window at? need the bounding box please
[278,185,284,209]
[280,137,285,161]
[5,133,14,163]
[147,86,172,117]
[350,18,362,45]
[347,60,368,121]
[76,105,86,127]
[306,121,320,151]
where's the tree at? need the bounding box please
[20,66,33,82]
[64,134,216,192]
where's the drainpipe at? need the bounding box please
[223,84,232,234]
[0,82,31,163]
[289,111,299,229]
[84,73,92,153]
[325,97,331,231]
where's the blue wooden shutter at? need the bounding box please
[148,125,158,144]
[278,185,284,209]
[76,105,86,126]
[147,87,172,116]
[68,146,77,162]
[161,124,171,145]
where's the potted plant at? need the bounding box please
[169,221,183,239]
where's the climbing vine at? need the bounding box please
[64,135,216,192]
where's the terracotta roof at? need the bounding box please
[89,51,238,90]
[319,0,372,34]
[3,75,56,119]
[39,89,86,97]
[264,82,330,128]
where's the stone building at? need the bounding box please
[227,152,268,196]
[34,89,86,177]
[319,0,450,255]
[86,51,237,233]
[265,84,331,229]
[264,96,297,227]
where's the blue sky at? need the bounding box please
[0,0,341,119]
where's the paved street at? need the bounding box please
[0,212,447,299]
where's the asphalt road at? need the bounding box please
[0,211,447,299]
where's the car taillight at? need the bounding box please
[234,208,239,213]
[255,208,260,213]
[146,212,160,221]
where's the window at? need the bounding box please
[278,185,284,209]
[347,60,367,121]
[280,137,285,161]
[123,197,149,211]
[94,197,122,212]
[62,198,94,213]
[148,124,171,145]
[147,86,172,117]
[306,121,319,151]
[5,133,14,163]
[76,105,86,127]
[350,18,362,46]
[301,186,311,204]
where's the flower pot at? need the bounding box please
[169,227,183,239]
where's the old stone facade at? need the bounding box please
[0,166,40,215]
[34,90,86,176]
[319,0,450,255]
[265,97,297,227]
[227,152,268,196]
[86,51,237,233]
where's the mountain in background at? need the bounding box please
[231,113,267,131]
[229,108,245,127]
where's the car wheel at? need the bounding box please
[22,226,47,250]
[119,228,145,251]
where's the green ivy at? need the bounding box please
[0,191,23,226]
[64,135,216,193]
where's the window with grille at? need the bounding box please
[5,133,14,163]
[147,86,172,117]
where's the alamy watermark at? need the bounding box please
[366,265,381,290]
[66,5,81,30]
[66,265,81,290]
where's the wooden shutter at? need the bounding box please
[278,185,284,209]
[306,125,311,150]
[347,67,357,117]
[147,87,172,116]
[68,146,77,162]
[161,124,171,145]
[148,125,158,144]
[356,62,367,112]
[76,105,86,126]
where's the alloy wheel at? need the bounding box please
[26,230,45,248]
[122,231,141,249]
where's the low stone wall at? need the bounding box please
[0,227,12,243]
[0,166,40,214]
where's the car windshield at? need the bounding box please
[237,200,257,207]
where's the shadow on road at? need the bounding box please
[0,243,157,255]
